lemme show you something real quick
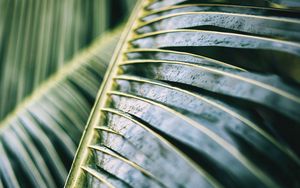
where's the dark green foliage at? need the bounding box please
[66,0,300,187]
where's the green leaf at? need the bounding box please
[66,1,300,188]
[0,0,130,120]
[0,29,121,187]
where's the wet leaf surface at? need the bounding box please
[66,1,300,188]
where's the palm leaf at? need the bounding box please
[0,0,132,120]
[66,0,300,188]
[0,1,136,187]
[0,29,122,187]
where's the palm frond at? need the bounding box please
[66,0,300,188]
[0,28,122,188]
[0,0,132,120]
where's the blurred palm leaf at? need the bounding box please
[0,29,122,187]
[0,0,137,187]
[0,0,132,120]
[65,0,300,187]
